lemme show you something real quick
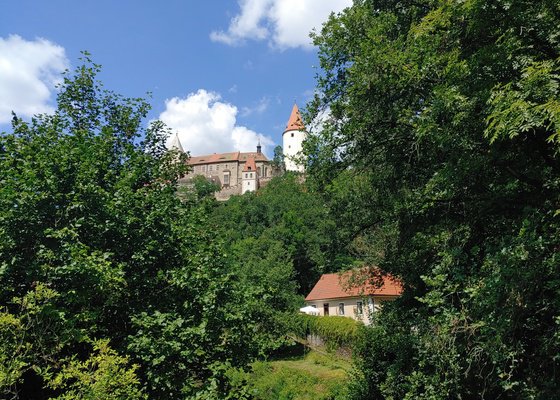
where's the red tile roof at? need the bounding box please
[305,268,403,301]
[284,103,306,132]
[243,157,257,172]
[188,152,240,165]
[239,152,269,162]
[188,151,268,165]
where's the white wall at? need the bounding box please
[306,296,399,325]
[283,129,306,172]
[241,171,257,194]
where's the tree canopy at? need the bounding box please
[0,56,263,399]
[307,0,560,398]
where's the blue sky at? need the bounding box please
[0,0,351,157]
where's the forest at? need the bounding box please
[1,0,559,399]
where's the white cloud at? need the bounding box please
[210,0,272,46]
[240,96,270,117]
[210,0,352,49]
[0,35,69,124]
[159,89,275,156]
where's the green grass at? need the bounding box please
[247,348,351,400]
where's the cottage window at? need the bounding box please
[356,301,363,315]
[209,165,213,171]
[223,173,230,185]
[338,303,345,316]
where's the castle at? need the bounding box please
[172,104,307,200]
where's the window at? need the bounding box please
[202,165,206,172]
[216,165,220,170]
[223,173,230,185]
[245,173,248,178]
[323,303,329,316]
[291,133,294,137]
[209,165,213,171]
[356,301,363,315]
[338,303,345,316]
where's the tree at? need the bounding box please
[212,174,345,294]
[0,55,260,398]
[308,0,560,398]
[271,145,285,174]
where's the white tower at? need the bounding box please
[282,104,306,172]
[169,132,184,153]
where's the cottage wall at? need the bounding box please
[306,296,399,325]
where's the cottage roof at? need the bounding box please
[305,269,403,301]
[243,157,257,172]
[188,151,268,165]
[284,103,305,132]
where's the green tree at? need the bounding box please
[0,55,260,398]
[272,145,285,173]
[213,174,345,294]
[48,339,146,400]
[308,0,560,398]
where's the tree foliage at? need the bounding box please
[308,0,560,398]
[0,55,261,398]
[212,174,344,295]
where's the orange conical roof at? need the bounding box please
[284,103,305,132]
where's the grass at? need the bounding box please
[247,345,351,400]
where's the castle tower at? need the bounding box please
[282,103,306,172]
[169,132,184,153]
[241,157,258,194]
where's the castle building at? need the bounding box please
[184,145,271,190]
[283,103,307,172]
[175,104,306,199]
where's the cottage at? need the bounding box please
[305,269,402,325]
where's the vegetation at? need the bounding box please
[287,314,363,351]
[0,57,263,399]
[1,0,559,397]
[307,0,560,398]
[248,350,350,400]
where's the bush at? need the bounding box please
[285,313,363,350]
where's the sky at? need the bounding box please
[0,0,351,157]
